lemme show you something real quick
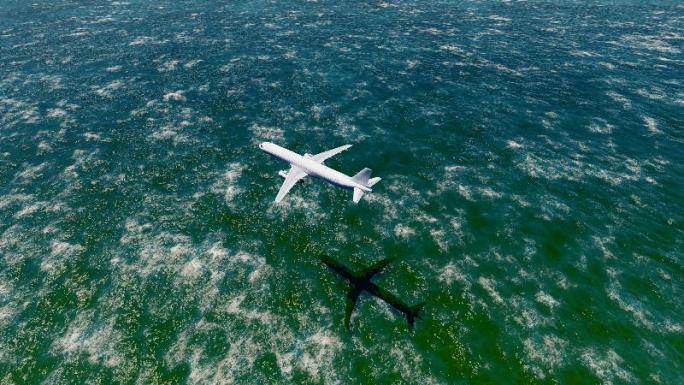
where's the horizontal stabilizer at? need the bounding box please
[352,187,364,203]
[368,177,381,187]
[407,302,426,331]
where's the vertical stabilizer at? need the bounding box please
[352,168,372,185]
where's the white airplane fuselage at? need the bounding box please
[259,142,371,192]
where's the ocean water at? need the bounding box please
[1,0,683,384]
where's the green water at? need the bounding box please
[0,1,682,384]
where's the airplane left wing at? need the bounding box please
[312,144,352,163]
[360,257,394,280]
[275,165,307,203]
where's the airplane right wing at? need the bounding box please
[274,165,307,203]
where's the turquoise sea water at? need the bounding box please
[1,1,683,384]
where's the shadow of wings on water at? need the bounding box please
[319,254,424,331]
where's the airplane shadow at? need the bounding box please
[319,254,425,331]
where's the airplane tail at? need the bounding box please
[351,168,381,203]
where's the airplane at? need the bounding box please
[258,142,381,203]
[319,254,425,331]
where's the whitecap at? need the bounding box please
[581,349,634,385]
[163,90,186,102]
[643,116,662,134]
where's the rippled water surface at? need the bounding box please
[1,1,683,384]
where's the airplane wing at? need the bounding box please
[274,165,307,203]
[312,144,352,163]
[360,257,394,280]
[344,286,362,330]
